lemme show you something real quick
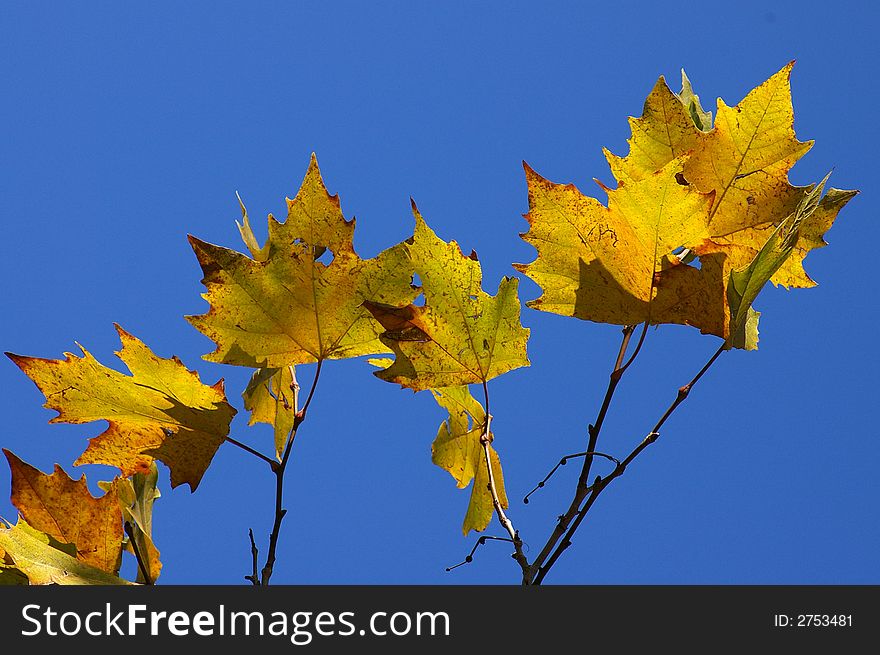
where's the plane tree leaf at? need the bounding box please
[515,156,719,333]
[366,208,526,533]
[0,518,133,585]
[520,63,856,346]
[430,386,507,535]
[4,450,123,574]
[187,154,418,368]
[100,462,162,584]
[5,325,236,491]
[366,205,530,390]
[243,366,298,459]
[726,174,836,350]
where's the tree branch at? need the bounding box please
[245,528,259,586]
[525,324,641,583]
[124,521,153,586]
[259,359,323,585]
[224,436,276,467]
[532,342,726,584]
[480,380,530,579]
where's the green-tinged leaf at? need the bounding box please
[243,366,298,459]
[0,519,134,585]
[4,450,123,574]
[6,326,236,491]
[678,69,713,131]
[726,175,832,350]
[367,206,530,390]
[235,192,269,262]
[101,463,162,583]
[430,386,507,535]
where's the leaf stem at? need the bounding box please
[480,380,530,579]
[259,359,323,585]
[532,341,726,584]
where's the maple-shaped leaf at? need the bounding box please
[366,206,530,390]
[430,386,507,534]
[187,154,418,368]
[242,366,298,459]
[6,325,236,491]
[515,156,721,333]
[0,518,132,585]
[4,450,123,574]
[100,462,162,584]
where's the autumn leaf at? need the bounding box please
[367,205,530,390]
[726,174,840,350]
[0,519,132,585]
[4,450,123,574]
[607,63,853,292]
[430,386,507,534]
[521,63,856,344]
[100,462,162,584]
[187,154,418,368]
[365,208,524,533]
[515,156,720,333]
[242,366,298,459]
[6,325,236,491]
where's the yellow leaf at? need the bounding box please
[6,325,236,491]
[101,462,162,584]
[515,156,719,332]
[0,519,133,585]
[430,386,507,535]
[366,206,530,390]
[4,450,123,574]
[187,154,418,368]
[243,366,298,459]
[605,75,702,182]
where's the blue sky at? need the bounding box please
[1,1,877,584]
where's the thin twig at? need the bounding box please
[260,359,323,585]
[532,342,727,584]
[523,451,621,504]
[245,528,260,586]
[124,521,153,586]
[526,324,640,583]
[225,436,276,467]
[446,536,513,571]
[480,380,530,579]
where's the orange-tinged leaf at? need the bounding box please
[187,154,418,368]
[515,156,719,332]
[4,450,123,574]
[367,207,530,390]
[6,325,236,490]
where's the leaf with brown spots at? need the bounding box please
[5,325,236,490]
[519,63,857,346]
[187,154,418,368]
[3,450,123,574]
[0,518,132,585]
[367,206,530,390]
[515,156,719,333]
